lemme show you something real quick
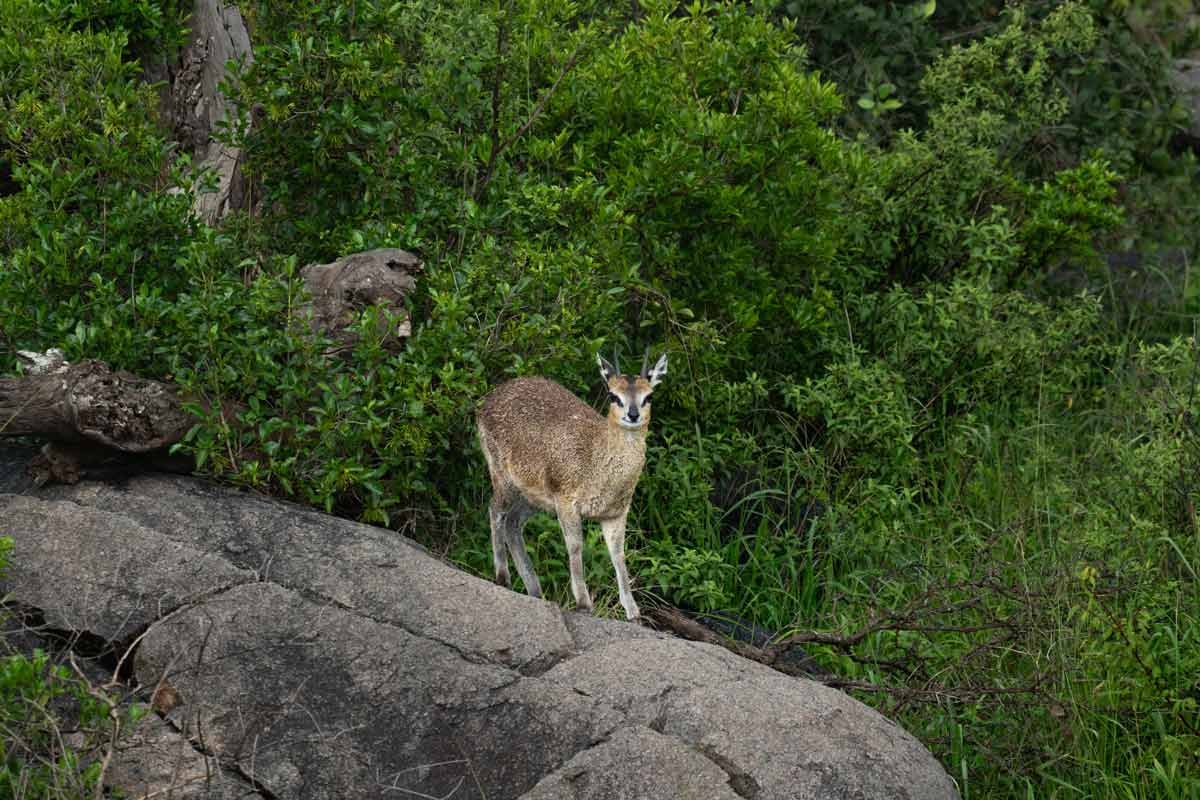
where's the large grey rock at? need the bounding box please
[26,475,573,671]
[0,450,958,800]
[107,716,260,799]
[518,726,743,800]
[1,494,253,641]
[136,581,621,798]
[545,638,951,799]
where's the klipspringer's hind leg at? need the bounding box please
[503,499,542,598]
[556,503,593,613]
[488,496,511,588]
[600,514,640,621]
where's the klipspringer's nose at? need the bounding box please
[627,406,639,422]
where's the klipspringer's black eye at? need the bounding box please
[641,395,652,407]
[608,392,624,407]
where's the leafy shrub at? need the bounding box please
[6,0,1199,795]
[46,0,188,56]
[785,0,1197,161]
[0,0,196,373]
[0,650,105,798]
[851,3,1128,288]
[0,538,147,798]
[1057,338,1200,792]
[526,2,854,374]
[783,0,962,138]
[786,0,1200,322]
[225,0,437,261]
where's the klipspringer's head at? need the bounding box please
[597,350,668,431]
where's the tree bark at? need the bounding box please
[0,359,192,452]
[0,359,196,485]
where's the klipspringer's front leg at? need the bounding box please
[600,514,640,621]
[556,504,593,613]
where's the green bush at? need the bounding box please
[851,3,1127,288]
[1058,339,1200,794]
[785,0,1200,323]
[6,0,1200,795]
[47,0,188,56]
[784,0,1197,162]
[0,0,197,374]
[0,650,105,799]
[0,538,148,799]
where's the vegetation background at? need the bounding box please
[1,0,1199,796]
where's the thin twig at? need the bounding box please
[476,0,512,202]
[67,653,121,800]
[473,44,586,201]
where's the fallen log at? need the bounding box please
[0,356,192,451]
[0,355,196,485]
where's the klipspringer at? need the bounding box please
[476,351,668,621]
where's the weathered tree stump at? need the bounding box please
[165,0,255,223]
[300,247,422,355]
[0,357,191,451]
[0,355,196,485]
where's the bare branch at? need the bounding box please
[473,44,586,201]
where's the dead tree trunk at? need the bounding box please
[0,357,197,485]
[0,359,192,451]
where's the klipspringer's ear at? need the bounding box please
[597,353,619,383]
[647,353,668,387]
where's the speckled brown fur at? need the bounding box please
[478,377,646,518]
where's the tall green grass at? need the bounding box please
[450,334,1200,799]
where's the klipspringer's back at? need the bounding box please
[476,377,606,501]
[477,377,599,431]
